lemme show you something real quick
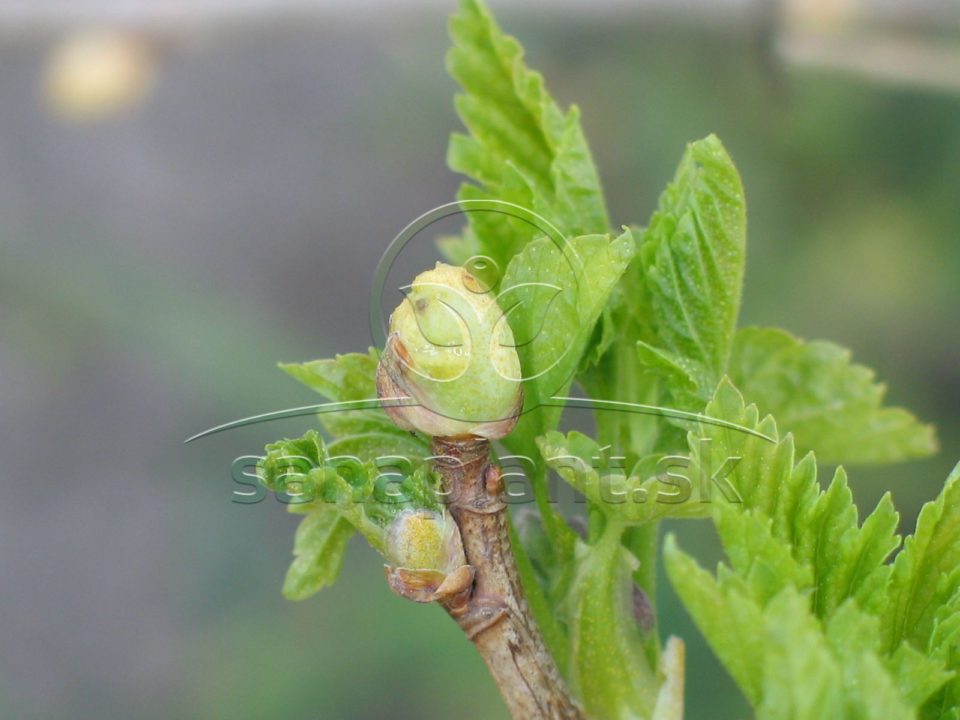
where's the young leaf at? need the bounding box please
[823,600,931,719]
[883,463,960,654]
[258,430,441,555]
[694,379,901,618]
[754,591,848,720]
[664,535,767,704]
[566,521,656,720]
[280,350,431,466]
[713,509,812,606]
[634,135,746,409]
[500,229,635,451]
[666,537,917,720]
[670,383,957,715]
[537,430,709,525]
[729,326,937,465]
[283,511,354,600]
[887,641,956,710]
[921,586,960,718]
[446,0,608,272]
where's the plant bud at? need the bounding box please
[383,509,473,603]
[386,509,464,571]
[377,262,522,439]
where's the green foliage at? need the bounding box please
[501,230,635,452]
[566,520,656,720]
[282,511,354,600]
[883,465,960,719]
[258,429,440,557]
[445,0,608,272]
[692,381,903,618]
[729,326,937,464]
[664,382,956,718]
[537,430,709,525]
[254,0,955,717]
[279,350,428,455]
[666,535,921,720]
[633,135,746,411]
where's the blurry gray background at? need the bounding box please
[1,0,959,718]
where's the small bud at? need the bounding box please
[377,262,523,439]
[383,509,473,603]
[386,509,464,571]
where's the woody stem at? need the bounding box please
[431,436,585,720]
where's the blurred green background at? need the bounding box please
[1,1,958,718]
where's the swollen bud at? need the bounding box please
[377,262,523,439]
[384,509,473,603]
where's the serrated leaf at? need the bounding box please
[694,379,901,619]
[280,350,424,442]
[500,230,635,451]
[282,512,354,600]
[258,430,441,555]
[729,326,937,464]
[537,430,709,525]
[667,536,915,720]
[921,585,960,718]
[755,591,847,720]
[824,600,927,719]
[634,135,746,408]
[887,642,955,709]
[445,0,608,272]
[714,509,812,605]
[664,535,767,703]
[884,463,960,654]
[326,432,428,464]
[668,382,958,717]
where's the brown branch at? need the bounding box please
[431,436,585,720]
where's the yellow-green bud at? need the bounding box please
[383,509,473,603]
[377,262,523,439]
[385,509,465,571]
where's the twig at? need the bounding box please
[431,436,585,720]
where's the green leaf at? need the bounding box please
[537,430,709,525]
[282,511,354,600]
[666,537,916,720]
[887,642,955,709]
[883,463,960,653]
[694,379,901,619]
[566,521,655,720]
[755,591,848,720]
[258,430,442,555]
[280,350,424,443]
[326,432,428,464]
[714,509,812,605]
[664,535,768,704]
[445,0,608,273]
[634,135,746,408]
[501,229,635,451]
[921,585,960,718]
[929,583,960,663]
[729,326,937,464]
[668,384,960,716]
[824,601,929,720]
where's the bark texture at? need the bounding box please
[431,436,585,720]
